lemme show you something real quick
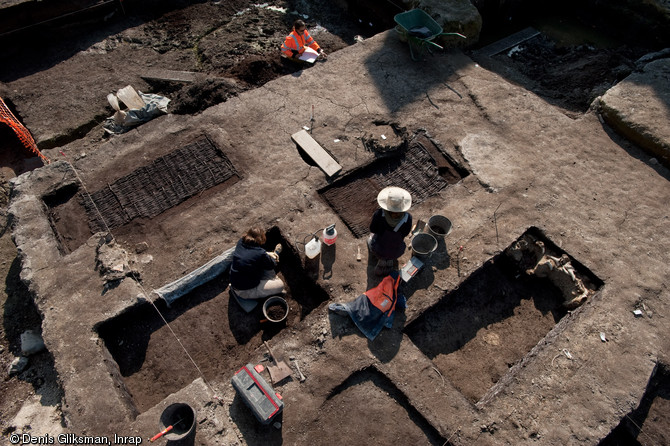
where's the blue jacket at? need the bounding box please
[230,239,275,290]
[340,272,405,340]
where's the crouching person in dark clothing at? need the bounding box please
[230,226,284,300]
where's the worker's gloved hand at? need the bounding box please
[318,49,327,59]
[291,49,299,57]
[268,251,279,262]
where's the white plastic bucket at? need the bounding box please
[305,237,321,259]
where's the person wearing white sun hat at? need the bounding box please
[368,186,413,275]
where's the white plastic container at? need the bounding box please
[305,237,322,259]
[323,224,337,246]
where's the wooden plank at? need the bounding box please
[475,27,540,58]
[291,129,342,177]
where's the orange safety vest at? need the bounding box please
[364,274,401,316]
[281,30,320,58]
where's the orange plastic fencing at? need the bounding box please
[0,96,50,164]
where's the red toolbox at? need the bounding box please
[231,363,284,424]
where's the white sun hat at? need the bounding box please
[377,186,412,212]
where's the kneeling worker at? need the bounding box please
[281,19,327,62]
[230,226,284,301]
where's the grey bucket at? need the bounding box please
[424,215,452,239]
[262,296,289,323]
[159,403,196,441]
[411,233,438,258]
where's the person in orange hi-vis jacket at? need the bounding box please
[281,19,327,61]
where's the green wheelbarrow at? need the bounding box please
[394,9,466,60]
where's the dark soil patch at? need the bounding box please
[320,134,466,238]
[164,78,244,115]
[264,299,288,322]
[227,55,300,87]
[0,125,45,182]
[313,367,449,445]
[406,250,567,403]
[43,183,87,256]
[97,226,329,411]
[494,34,650,113]
[406,227,602,404]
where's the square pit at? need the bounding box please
[44,136,239,254]
[309,367,449,445]
[406,227,603,404]
[319,133,467,238]
[97,227,329,411]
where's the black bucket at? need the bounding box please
[424,215,452,239]
[411,233,438,258]
[159,403,196,441]
[262,296,289,323]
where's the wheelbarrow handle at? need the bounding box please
[439,32,467,39]
[408,35,443,50]
[424,40,443,50]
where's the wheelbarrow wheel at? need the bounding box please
[408,36,442,61]
[408,36,423,61]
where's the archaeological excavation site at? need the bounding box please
[1,0,669,444]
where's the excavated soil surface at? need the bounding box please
[1,0,668,444]
[491,34,652,114]
[97,227,329,412]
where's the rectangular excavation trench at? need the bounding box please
[44,136,240,254]
[97,227,330,412]
[599,363,670,446]
[305,367,449,445]
[405,227,603,404]
[319,134,468,238]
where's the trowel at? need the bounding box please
[263,340,293,384]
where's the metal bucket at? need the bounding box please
[263,296,289,323]
[411,233,437,258]
[159,403,196,441]
[424,215,452,239]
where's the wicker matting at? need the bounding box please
[320,142,449,238]
[82,136,239,232]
